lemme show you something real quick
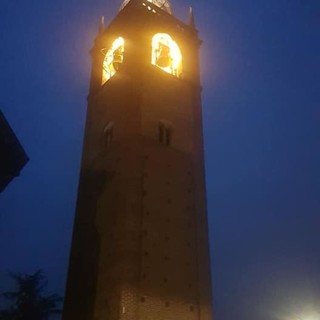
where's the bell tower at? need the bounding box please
[63,1,213,320]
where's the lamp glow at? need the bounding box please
[152,33,182,77]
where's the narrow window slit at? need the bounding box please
[103,121,114,147]
[158,119,173,146]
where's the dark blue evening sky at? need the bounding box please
[1,0,319,319]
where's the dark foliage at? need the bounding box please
[0,270,62,320]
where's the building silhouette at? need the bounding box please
[0,110,28,192]
[63,0,213,319]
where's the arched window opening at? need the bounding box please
[152,33,182,77]
[103,122,114,147]
[102,37,124,85]
[159,120,173,146]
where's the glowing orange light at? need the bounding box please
[152,33,182,77]
[102,37,124,85]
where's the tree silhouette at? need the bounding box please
[0,270,63,320]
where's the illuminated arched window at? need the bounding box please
[102,37,124,85]
[152,33,182,77]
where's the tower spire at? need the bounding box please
[99,16,105,33]
[188,6,196,29]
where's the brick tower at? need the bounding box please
[62,0,213,319]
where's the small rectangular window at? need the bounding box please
[103,121,114,147]
[158,119,172,146]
